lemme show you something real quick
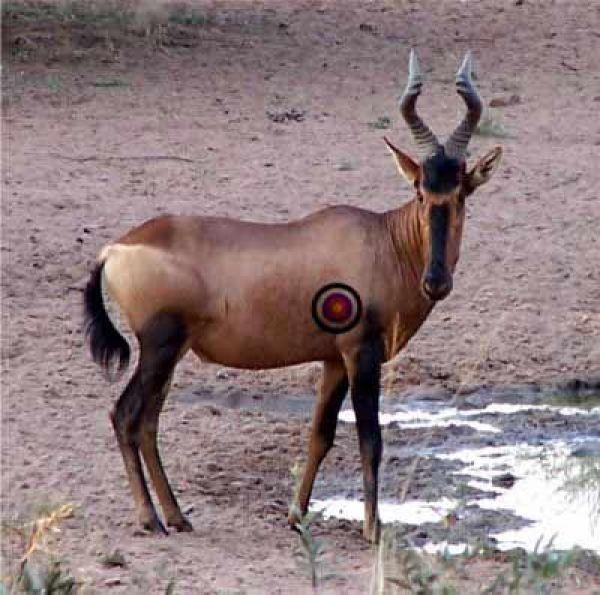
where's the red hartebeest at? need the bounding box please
[84,51,501,543]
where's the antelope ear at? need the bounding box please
[466,146,502,193]
[384,137,420,186]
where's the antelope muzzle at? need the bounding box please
[421,204,453,302]
[421,268,453,302]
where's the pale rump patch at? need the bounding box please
[100,244,205,332]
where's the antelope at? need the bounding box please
[83,50,502,543]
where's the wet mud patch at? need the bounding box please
[177,385,316,417]
[184,384,600,554]
[409,507,531,550]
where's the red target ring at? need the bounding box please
[311,283,362,334]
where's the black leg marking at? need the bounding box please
[349,310,384,543]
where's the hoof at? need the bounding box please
[363,517,381,544]
[287,503,304,530]
[141,513,168,535]
[168,516,194,533]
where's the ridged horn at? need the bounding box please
[399,49,440,160]
[444,51,483,160]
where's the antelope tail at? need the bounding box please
[83,261,130,375]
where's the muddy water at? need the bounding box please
[185,385,600,553]
[322,397,600,554]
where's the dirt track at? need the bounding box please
[2,0,600,592]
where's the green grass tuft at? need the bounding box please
[100,549,127,568]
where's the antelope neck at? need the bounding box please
[384,199,427,286]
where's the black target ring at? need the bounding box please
[311,282,362,334]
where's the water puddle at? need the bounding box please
[338,402,599,435]
[180,388,316,415]
[439,441,600,552]
[339,407,500,433]
[319,401,600,554]
[312,497,457,526]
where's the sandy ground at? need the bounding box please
[2,0,600,592]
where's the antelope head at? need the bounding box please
[385,50,502,302]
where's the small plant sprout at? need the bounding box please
[3,503,77,593]
[293,510,327,590]
[100,549,127,568]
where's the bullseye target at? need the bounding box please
[311,283,362,334]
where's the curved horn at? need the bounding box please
[399,49,440,159]
[444,51,483,160]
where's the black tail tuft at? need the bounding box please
[83,261,130,376]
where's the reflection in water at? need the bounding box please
[543,448,600,522]
[338,402,599,434]
[439,442,600,552]
[338,407,500,433]
[311,497,457,525]
[421,541,473,556]
[464,402,600,416]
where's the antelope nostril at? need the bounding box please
[422,275,453,301]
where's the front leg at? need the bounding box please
[289,360,348,528]
[344,337,384,544]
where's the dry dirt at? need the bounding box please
[2,0,600,593]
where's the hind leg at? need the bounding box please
[139,372,193,532]
[111,312,187,533]
[111,374,166,533]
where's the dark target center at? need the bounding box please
[322,294,353,322]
